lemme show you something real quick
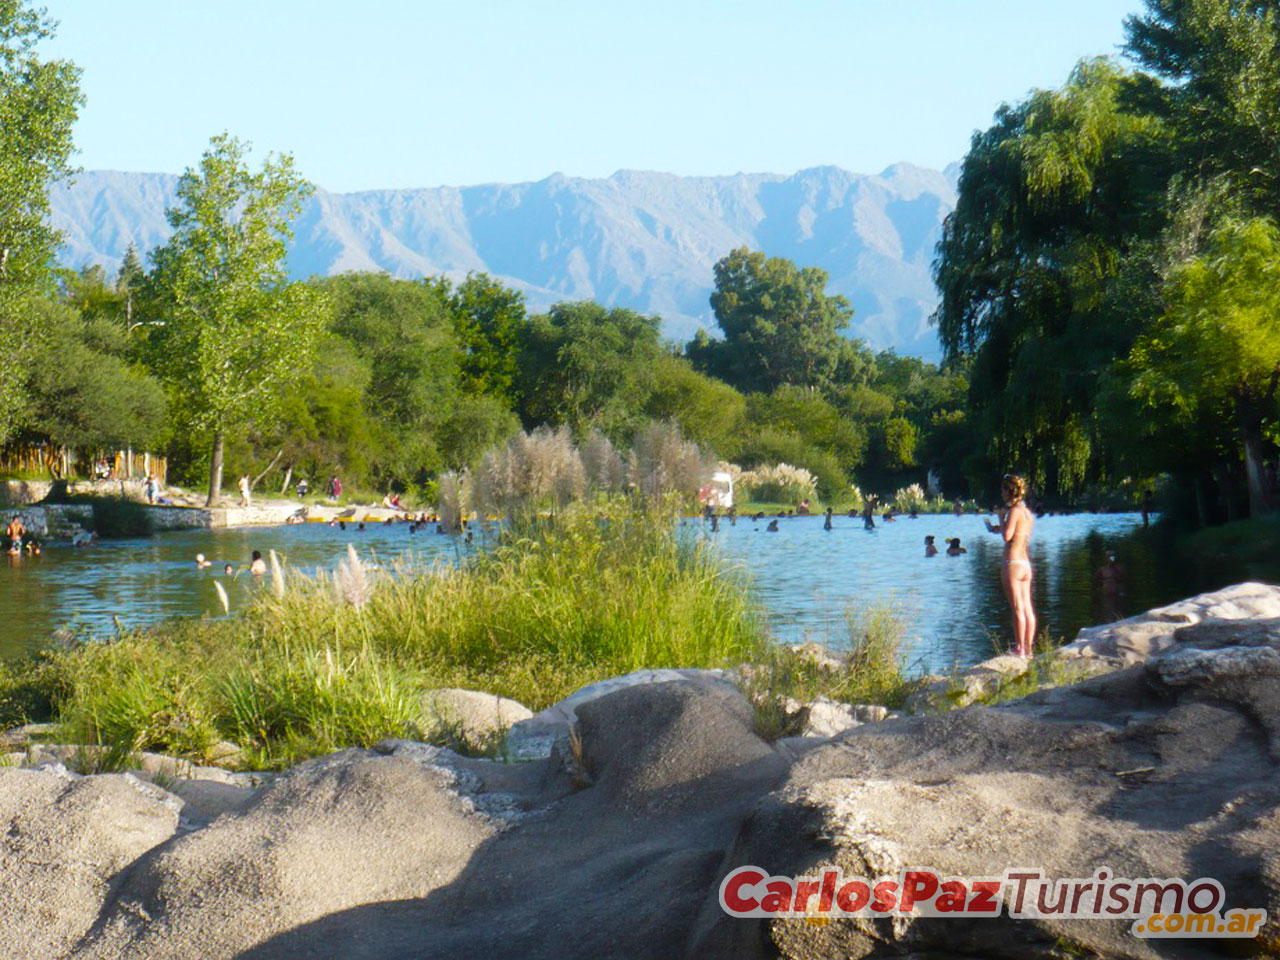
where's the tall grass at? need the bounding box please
[9,502,767,768]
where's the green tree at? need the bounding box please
[444,272,525,405]
[688,248,853,393]
[518,301,662,439]
[644,353,747,456]
[145,134,326,505]
[1128,217,1280,515]
[1126,0,1280,214]
[318,272,460,484]
[0,1,81,442]
[15,296,165,451]
[933,59,1174,497]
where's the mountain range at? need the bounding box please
[49,162,959,359]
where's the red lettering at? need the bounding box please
[1006,872,1041,913]
[793,880,821,913]
[899,871,939,912]
[721,868,764,913]
[836,880,871,913]
[967,880,1001,913]
[935,880,968,912]
[761,880,793,913]
[871,880,899,913]
[1106,882,1132,916]
[818,870,837,912]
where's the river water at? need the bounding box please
[0,512,1268,672]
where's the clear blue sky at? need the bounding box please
[43,0,1145,192]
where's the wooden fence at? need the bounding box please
[0,445,167,483]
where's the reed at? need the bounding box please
[10,501,767,768]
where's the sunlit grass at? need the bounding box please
[7,501,769,769]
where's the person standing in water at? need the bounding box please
[924,535,938,557]
[249,550,267,575]
[985,473,1036,658]
[823,507,833,531]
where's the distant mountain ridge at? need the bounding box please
[49,163,959,358]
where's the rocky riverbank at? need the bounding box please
[1,583,1277,959]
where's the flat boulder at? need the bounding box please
[1061,581,1280,665]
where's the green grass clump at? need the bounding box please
[742,605,915,740]
[4,501,769,769]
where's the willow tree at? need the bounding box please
[932,59,1174,497]
[146,134,325,505]
[0,1,81,442]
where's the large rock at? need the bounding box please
[1060,581,1280,666]
[690,616,1280,959]
[226,681,788,960]
[504,666,738,759]
[420,687,532,747]
[73,749,508,959]
[0,768,180,960]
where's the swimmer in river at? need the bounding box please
[224,564,234,576]
[5,515,25,555]
[195,553,211,568]
[925,535,938,557]
[249,550,267,575]
[766,519,779,532]
[946,537,967,556]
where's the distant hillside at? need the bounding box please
[49,163,959,358]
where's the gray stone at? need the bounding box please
[1060,581,1280,666]
[0,768,179,960]
[504,666,737,759]
[420,688,533,746]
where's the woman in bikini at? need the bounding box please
[986,473,1036,657]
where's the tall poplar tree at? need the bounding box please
[146,134,326,505]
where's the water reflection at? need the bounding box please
[1,512,1270,672]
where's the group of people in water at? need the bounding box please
[703,473,1045,658]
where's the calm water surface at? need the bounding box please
[0,512,1270,672]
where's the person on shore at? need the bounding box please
[985,473,1036,658]
[924,535,938,557]
[1141,489,1154,528]
[797,499,811,516]
[952,498,963,516]
[296,478,309,498]
[195,553,211,568]
[144,473,159,504]
[238,475,252,507]
[249,550,267,576]
[946,537,967,556]
[824,507,833,531]
[328,476,342,500]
